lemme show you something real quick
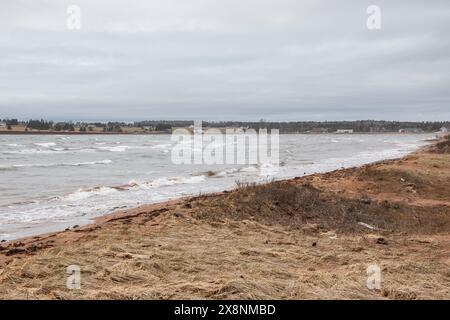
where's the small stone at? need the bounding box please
[376,237,388,245]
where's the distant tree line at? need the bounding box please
[201,120,450,133]
[26,119,53,130]
[0,118,19,129]
[53,122,75,131]
[132,120,450,133]
[1,118,449,133]
[1,119,19,125]
[104,122,123,132]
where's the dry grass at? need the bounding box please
[304,151,450,207]
[191,181,450,234]
[1,214,448,299]
[429,135,450,154]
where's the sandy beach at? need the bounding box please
[0,136,449,299]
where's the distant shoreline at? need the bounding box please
[0,130,434,135]
[2,119,447,135]
[0,131,169,135]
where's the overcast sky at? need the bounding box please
[0,0,449,121]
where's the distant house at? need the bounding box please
[398,128,424,133]
[142,126,155,132]
[310,128,329,134]
[335,129,354,134]
[440,127,449,133]
[0,121,6,128]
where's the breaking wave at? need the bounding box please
[34,142,57,148]
[57,175,206,202]
[0,160,112,171]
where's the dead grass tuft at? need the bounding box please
[191,181,450,234]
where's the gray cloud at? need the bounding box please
[0,0,449,121]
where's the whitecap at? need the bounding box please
[62,186,119,202]
[34,142,56,148]
[9,159,113,169]
[97,145,130,152]
[127,175,206,190]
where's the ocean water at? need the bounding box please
[0,133,432,240]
